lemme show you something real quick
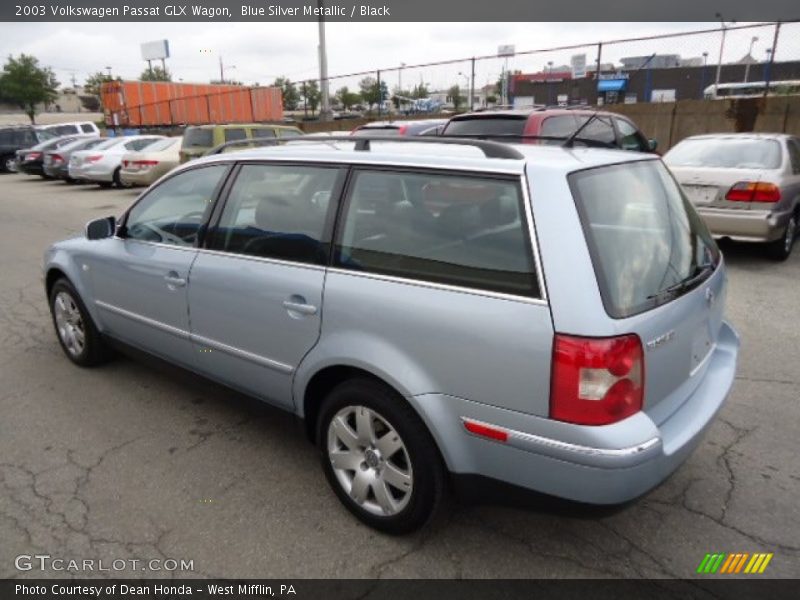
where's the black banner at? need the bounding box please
[3,580,800,600]
[2,0,800,22]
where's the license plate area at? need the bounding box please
[690,319,714,375]
[684,185,718,206]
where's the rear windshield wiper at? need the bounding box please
[647,263,716,300]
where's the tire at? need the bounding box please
[49,278,112,367]
[112,167,125,188]
[2,155,17,173]
[65,177,77,185]
[767,213,797,261]
[317,378,446,534]
[97,181,113,189]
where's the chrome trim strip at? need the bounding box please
[95,300,190,339]
[95,300,294,374]
[190,333,294,374]
[194,247,327,272]
[112,237,199,254]
[519,171,549,303]
[327,267,548,306]
[460,417,662,469]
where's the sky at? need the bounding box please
[0,21,795,93]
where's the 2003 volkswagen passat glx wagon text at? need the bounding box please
[44,135,739,533]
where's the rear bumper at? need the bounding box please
[698,207,791,243]
[120,169,158,186]
[411,321,739,504]
[70,164,114,182]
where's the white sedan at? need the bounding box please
[69,135,165,187]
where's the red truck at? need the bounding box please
[101,80,283,127]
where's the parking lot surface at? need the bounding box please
[1,174,798,579]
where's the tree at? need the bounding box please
[359,77,389,111]
[140,65,172,81]
[273,76,300,111]
[84,71,116,97]
[411,83,429,99]
[302,80,321,116]
[0,54,59,124]
[336,86,360,111]
[448,85,465,110]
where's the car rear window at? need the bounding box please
[665,138,782,169]
[443,116,527,137]
[183,128,214,147]
[352,126,400,137]
[570,160,719,319]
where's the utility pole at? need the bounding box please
[317,0,331,121]
[219,56,224,84]
[713,14,732,96]
[744,36,758,83]
[763,22,781,98]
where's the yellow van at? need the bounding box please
[179,123,303,163]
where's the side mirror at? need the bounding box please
[648,139,659,152]
[85,216,116,240]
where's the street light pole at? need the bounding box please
[700,51,709,98]
[713,13,732,96]
[744,36,758,83]
[317,0,331,121]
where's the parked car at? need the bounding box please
[179,124,304,163]
[44,136,738,534]
[0,125,55,172]
[350,119,449,137]
[120,137,182,187]
[440,108,657,152]
[44,137,109,183]
[69,135,165,187]
[664,133,800,260]
[38,121,101,137]
[16,134,97,178]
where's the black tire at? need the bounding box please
[317,378,447,534]
[767,213,797,261]
[112,167,123,188]
[49,278,112,367]
[97,181,113,189]
[65,177,77,185]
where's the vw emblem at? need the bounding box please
[705,287,716,306]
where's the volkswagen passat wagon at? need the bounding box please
[44,137,739,533]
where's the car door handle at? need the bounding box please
[282,300,318,316]
[164,273,187,288]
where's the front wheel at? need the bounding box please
[49,278,112,367]
[317,378,446,534]
[2,155,17,173]
[767,213,796,261]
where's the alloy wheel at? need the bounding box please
[327,405,413,517]
[53,291,86,357]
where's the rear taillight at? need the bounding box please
[122,160,129,167]
[25,152,42,161]
[51,154,63,164]
[725,181,781,203]
[85,155,102,163]
[550,334,644,426]
[136,160,159,167]
[398,125,408,135]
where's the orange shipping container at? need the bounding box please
[100,80,283,127]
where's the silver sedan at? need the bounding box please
[664,133,800,260]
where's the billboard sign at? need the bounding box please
[571,54,587,79]
[498,45,516,57]
[141,39,170,61]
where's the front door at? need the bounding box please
[89,164,229,368]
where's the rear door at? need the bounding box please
[567,160,725,423]
[324,167,554,416]
[187,162,345,409]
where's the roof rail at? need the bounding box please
[205,135,526,160]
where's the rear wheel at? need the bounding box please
[317,378,446,534]
[49,278,112,367]
[768,213,797,261]
[2,155,17,173]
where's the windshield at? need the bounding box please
[570,160,720,318]
[443,116,526,137]
[93,138,124,150]
[665,138,782,169]
[352,126,400,137]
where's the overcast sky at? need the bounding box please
[1,21,794,92]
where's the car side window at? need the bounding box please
[615,118,648,152]
[577,116,617,147]
[788,139,800,175]
[224,129,247,142]
[252,128,276,139]
[336,170,540,298]
[81,124,94,133]
[208,163,342,265]
[124,165,228,247]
